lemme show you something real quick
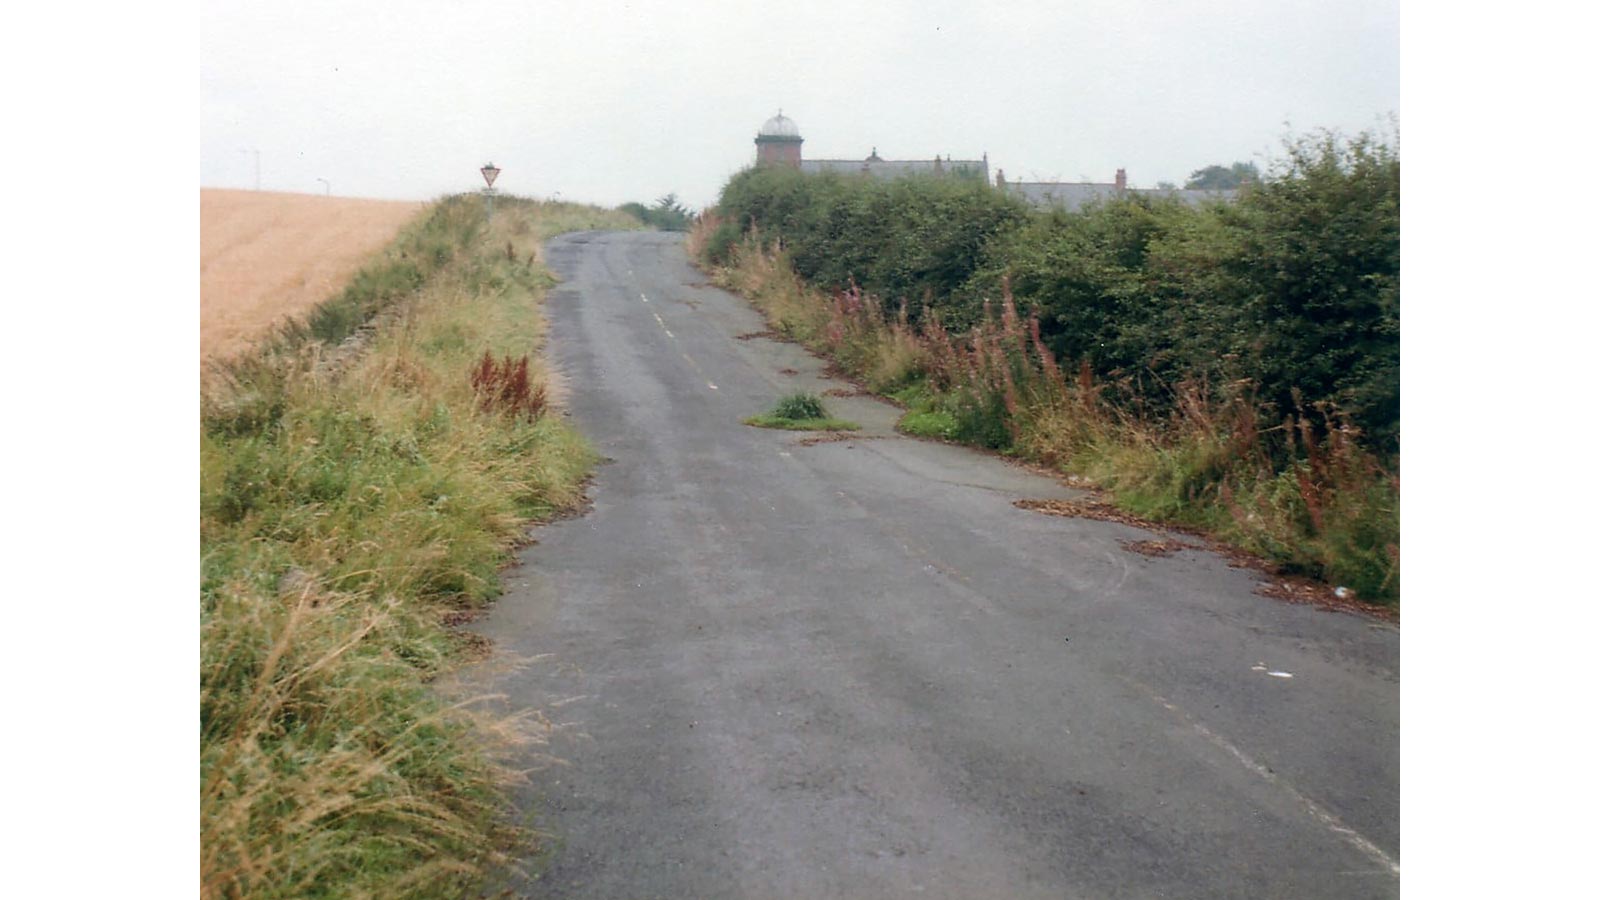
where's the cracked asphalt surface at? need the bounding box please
[470,231,1399,899]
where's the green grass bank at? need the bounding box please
[200,195,639,899]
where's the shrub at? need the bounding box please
[618,193,694,231]
[772,392,825,420]
[716,166,1030,323]
[743,392,860,431]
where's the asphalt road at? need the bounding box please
[471,231,1399,899]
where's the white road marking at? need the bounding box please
[651,311,675,338]
[675,351,718,393]
[640,296,712,392]
[1129,677,1399,877]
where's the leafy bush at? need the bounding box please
[1224,130,1400,453]
[717,166,1030,325]
[619,193,694,231]
[772,392,825,420]
[743,392,859,431]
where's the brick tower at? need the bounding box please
[754,111,803,167]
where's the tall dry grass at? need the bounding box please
[200,583,537,899]
[201,195,640,898]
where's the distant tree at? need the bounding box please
[619,194,694,231]
[1184,161,1260,190]
[652,193,692,230]
[1155,180,1178,191]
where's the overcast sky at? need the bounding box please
[200,0,1397,209]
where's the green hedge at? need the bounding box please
[716,167,1030,328]
[715,129,1399,457]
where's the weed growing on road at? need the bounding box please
[773,392,826,420]
[744,392,860,431]
[200,195,637,898]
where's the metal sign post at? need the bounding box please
[480,163,501,222]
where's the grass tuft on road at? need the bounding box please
[200,194,640,899]
[744,392,860,431]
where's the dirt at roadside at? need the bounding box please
[200,189,425,363]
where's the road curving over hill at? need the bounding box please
[471,231,1399,899]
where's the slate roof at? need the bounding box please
[1004,182,1116,213]
[1004,181,1237,212]
[800,157,989,182]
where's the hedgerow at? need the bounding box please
[701,126,1400,602]
[714,128,1399,459]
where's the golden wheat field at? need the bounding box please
[200,189,427,362]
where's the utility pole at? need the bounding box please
[316,178,330,196]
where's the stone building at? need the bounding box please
[751,112,1235,210]
[995,167,1237,212]
[754,112,989,183]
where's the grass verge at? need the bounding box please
[200,194,640,899]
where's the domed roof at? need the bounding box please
[757,111,801,139]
